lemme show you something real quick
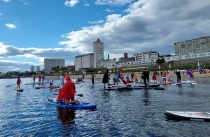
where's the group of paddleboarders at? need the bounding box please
[33,74,45,83]
[101,68,196,88]
[175,69,194,83]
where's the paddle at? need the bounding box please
[54,93,83,97]
[6,84,16,87]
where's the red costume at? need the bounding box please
[125,79,131,84]
[17,78,21,84]
[57,75,75,101]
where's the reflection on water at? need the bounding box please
[142,89,151,106]
[57,107,75,125]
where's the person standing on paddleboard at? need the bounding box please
[175,69,181,83]
[33,75,36,83]
[186,69,194,82]
[162,70,167,83]
[102,68,110,88]
[91,73,95,85]
[60,73,65,88]
[142,69,147,87]
[17,77,22,89]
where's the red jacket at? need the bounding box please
[57,80,75,101]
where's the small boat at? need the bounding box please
[165,111,210,122]
[47,98,97,110]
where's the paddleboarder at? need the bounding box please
[17,77,22,89]
[142,69,147,87]
[186,69,194,82]
[60,73,65,88]
[175,69,181,83]
[91,73,95,85]
[102,68,110,88]
[48,75,79,104]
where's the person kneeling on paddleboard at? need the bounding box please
[48,75,79,104]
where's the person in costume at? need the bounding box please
[48,75,79,104]
[152,70,158,84]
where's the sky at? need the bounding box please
[0,0,210,73]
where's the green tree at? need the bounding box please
[156,58,165,65]
[52,66,60,72]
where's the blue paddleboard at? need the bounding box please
[47,99,96,109]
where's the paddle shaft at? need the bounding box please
[54,93,83,97]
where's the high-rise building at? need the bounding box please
[174,36,210,56]
[75,53,94,71]
[93,38,104,68]
[44,58,65,71]
[36,66,40,72]
[30,66,35,72]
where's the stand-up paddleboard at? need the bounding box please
[14,89,23,92]
[47,98,97,110]
[105,86,164,90]
[165,111,210,122]
[48,86,60,89]
[25,82,49,85]
[172,82,197,85]
[35,86,47,89]
[160,82,173,85]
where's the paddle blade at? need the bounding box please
[77,94,83,97]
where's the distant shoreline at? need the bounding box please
[45,71,210,80]
[1,71,209,80]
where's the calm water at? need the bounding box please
[0,77,210,137]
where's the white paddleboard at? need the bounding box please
[165,111,210,121]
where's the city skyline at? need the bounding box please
[0,0,210,73]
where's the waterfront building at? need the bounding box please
[134,50,159,62]
[118,53,135,63]
[44,58,65,71]
[75,53,94,71]
[36,66,40,72]
[30,66,35,72]
[93,38,104,68]
[174,36,210,56]
[100,58,117,69]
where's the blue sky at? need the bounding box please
[0,0,210,73]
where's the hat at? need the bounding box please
[66,75,71,80]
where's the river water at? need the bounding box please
[0,77,210,137]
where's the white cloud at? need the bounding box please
[105,8,115,13]
[0,42,79,72]
[64,0,80,7]
[83,0,89,6]
[59,0,210,60]
[95,0,134,6]
[3,0,10,2]
[5,23,17,29]
[88,20,104,24]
